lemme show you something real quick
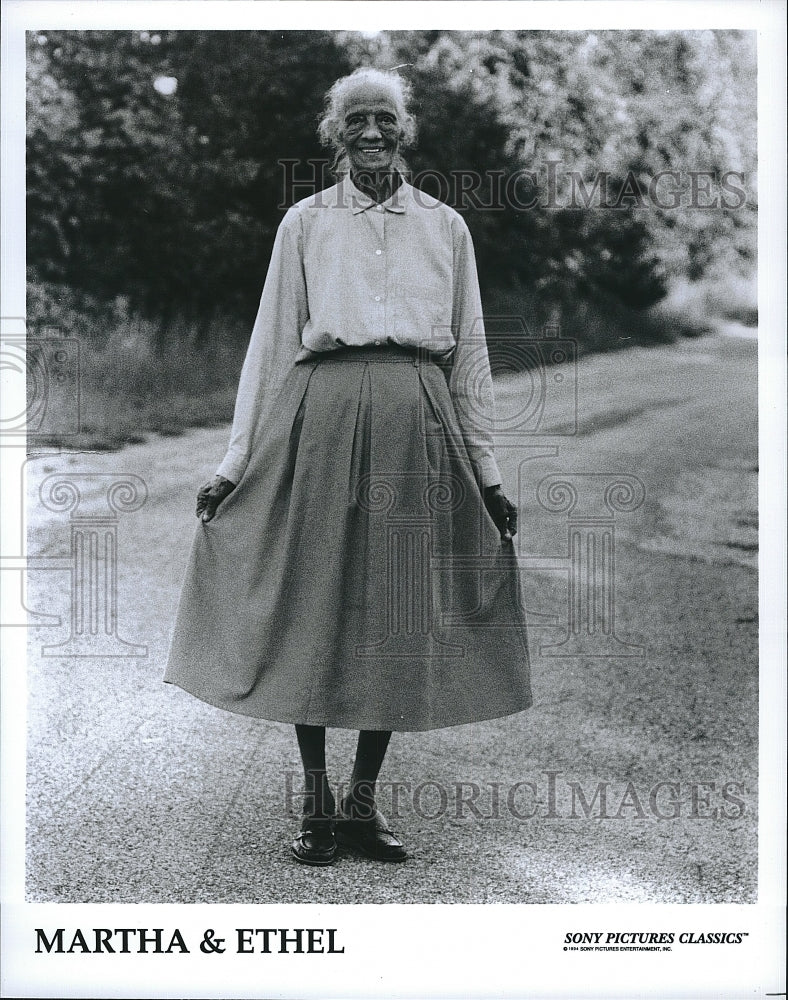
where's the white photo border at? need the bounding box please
[1,2,785,998]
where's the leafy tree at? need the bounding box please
[382,29,755,316]
[27,30,353,342]
[27,29,756,353]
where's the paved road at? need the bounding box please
[24,333,758,903]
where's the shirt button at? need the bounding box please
[376,205,384,212]
[374,295,381,302]
[375,249,382,255]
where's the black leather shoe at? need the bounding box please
[291,816,337,866]
[335,799,407,862]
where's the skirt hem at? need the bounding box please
[163,677,533,733]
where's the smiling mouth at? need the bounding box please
[360,147,385,153]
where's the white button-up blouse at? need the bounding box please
[216,174,502,488]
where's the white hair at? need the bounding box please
[317,67,417,174]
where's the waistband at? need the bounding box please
[300,343,432,365]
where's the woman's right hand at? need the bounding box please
[196,475,236,522]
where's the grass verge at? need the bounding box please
[26,277,753,452]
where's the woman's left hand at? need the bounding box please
[196,474,236,522]
[484,485,518,542]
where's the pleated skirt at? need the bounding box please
[164,346,532,731]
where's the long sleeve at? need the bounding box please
[216,206,308,484]
[449,218,502,488]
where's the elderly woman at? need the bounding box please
[165,67,531,866]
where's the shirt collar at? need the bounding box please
[343,172,408,214]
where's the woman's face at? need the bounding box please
[339,86,402,175]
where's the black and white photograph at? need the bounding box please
[1,2,785,998]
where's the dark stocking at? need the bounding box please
[295,724,335,818]
[344,729,393,819]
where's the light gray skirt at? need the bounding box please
[164,345,531,731]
